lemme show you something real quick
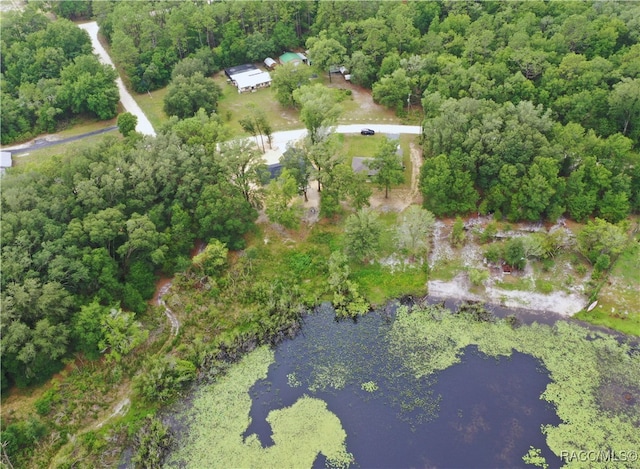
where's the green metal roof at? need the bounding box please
[279,52,301,63]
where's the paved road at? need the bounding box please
[78,22,156,137]
[6,126,119,155]
[263,124,421,165]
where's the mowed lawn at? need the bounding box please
[12,133,122,168]
[134,86,170,131]
[336,133,414,191]
[212,72,301,136]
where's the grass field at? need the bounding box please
[577,237,640,336]
[12,133,121,168]
[212,72,301,136]
[134,87,169,131]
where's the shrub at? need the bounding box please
[132,416,172,469]
[468,268,489,286]
[480,222,498,244]
[484,244,502,264]
[34,388,60,416]
[450,217,466,247]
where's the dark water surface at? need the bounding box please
[244,304,562,469]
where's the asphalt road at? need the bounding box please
[262,124,421,165]
[6,126,119,155]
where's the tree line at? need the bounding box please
[419,97,639,222]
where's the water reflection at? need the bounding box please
[244,305,561,468]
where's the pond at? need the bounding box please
[244,305,561,469]
[165,302,640,468]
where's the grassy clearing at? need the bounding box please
[12,133,121,168]
[55,115,118,137]
[429,257,465,282]
[212,72,301,136]
[134,87,169,130]
[337,133,388,159]
[352,265,426,304]
[495,275,534,291]
[577,239,640,336]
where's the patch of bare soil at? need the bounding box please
[427,218,588,317]
[301,181,321,225]
[369,143,424,213]
[327,77,381,113]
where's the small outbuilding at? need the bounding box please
[264,57,277,69]
[279,52,303,66]
[0,151,12,175]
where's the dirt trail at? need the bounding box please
[96,398,130,429]
[369,142,424,213]
[156,281,179,337]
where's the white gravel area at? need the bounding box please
[428,274,588,317]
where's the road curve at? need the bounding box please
[263,124,421,165]
[78,22,156,137]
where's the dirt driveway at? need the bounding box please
[369,142,424,213]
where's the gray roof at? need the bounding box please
[352,157,378,176]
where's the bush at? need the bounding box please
[450,217,466,247]
[504,238,526,270]
[484,244,502,264]
[480,222,498,244]
[135,356,197,403]
[468,268,489,286]
[132,416,172,469]
[536,280,554,294]
[34,387,60,416]
[594,253,611,272]
[0,418,47,461]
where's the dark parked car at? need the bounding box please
[361,128,375,135]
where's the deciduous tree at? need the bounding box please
[265,170,304,230]
[395,206,435,260]
[344,208,382,263]
[369,138,405,198]
[163,72,221,119]
[293,84,342,145]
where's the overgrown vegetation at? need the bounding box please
[167,346,353,468]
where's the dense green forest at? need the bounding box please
[0,8,119,143]
[1,1,639,466]
[1,113,257,389]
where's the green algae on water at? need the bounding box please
[167,346,353,468]
[389,305,640,468]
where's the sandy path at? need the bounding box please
[155,280,179,337]
[78,22,156,136]
[428,274,587,317]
